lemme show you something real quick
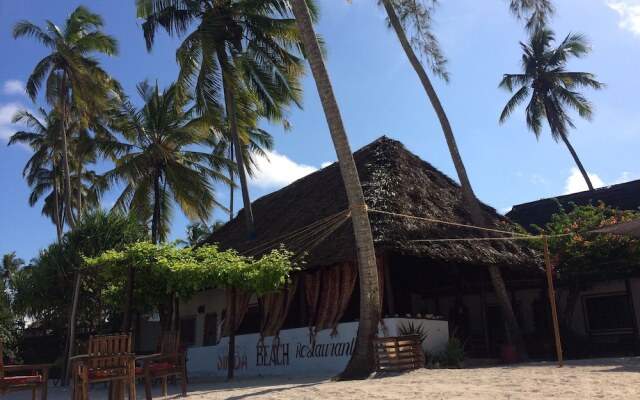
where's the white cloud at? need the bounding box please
[612,171,640,184]
[320,161,334,169]
[249,150,318,189]
[0,102,22,142]
[607,1,640,36]
[563,167,605,194]
[530,174,548,186]
[3,80,26,96]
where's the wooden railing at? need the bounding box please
[373,335,425,372]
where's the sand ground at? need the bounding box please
[3,357,639,400]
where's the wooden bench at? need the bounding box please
[373,335,425,372]
[135,331,187,399]
[72,333,136,400]
[1,340,50,400]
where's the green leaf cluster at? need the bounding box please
[538,202,640,292]
[85,242,298,315]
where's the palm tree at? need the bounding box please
[102,80,229,245]
[1,252,24,301]
[290,0,381,380]
[211,120,274,219]
[10,108,64,240]
[101,80,226,333]
[379,0,530,359]
[10,108,104,238]
[137,0,305,239]
[138,0,306,378]
[508,0,555,31]
[13,6,120,229]
[499,27,603,190]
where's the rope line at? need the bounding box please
[349,204,368,212]
[367,208,532,238]
[239,205,571,261]
[285,212,350,257]
[243,209,350,257]
[409,233,573,243]
[292,212,352,263]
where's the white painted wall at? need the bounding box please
[180,288,227,346]
[187,318,448,377]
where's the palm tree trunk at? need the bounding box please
[52,162,63,241]
[62,268,82,386]
[227,286,237,380]
[218,54,255,380]
[76,157,83,220]
[59,85,77,229]
[122,262,134,333]
[173,297,180,331]
[152,169,162,245]
[382,0,529,360]
[559,132,594,190]
[221,71,255,238]
[291,0,381,380]
[229,145,234,221]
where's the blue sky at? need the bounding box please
[1,0,640,262]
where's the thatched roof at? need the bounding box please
[206,136,540,269]
[591,218,640,238]
[507,179,640,231]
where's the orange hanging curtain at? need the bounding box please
[221,290,251,337]
[259,274,299,338]
[304,269,322,332]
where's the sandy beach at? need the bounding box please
[5,357,639,400]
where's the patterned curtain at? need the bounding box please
[304,269,322,331]
[329,262,358,334]
[259,274,299,338]
[220,290,251,337]
[315,265,341,333]
[307,262,360,336]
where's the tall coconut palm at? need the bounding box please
[10,108,64,240]
[13,6,120,229]
[102,80,229,245]
[499,27,603,190]
[379,0,530,359]
[10,108,104,237]
[211,120,274,219]
[138,0,306,378]
[290,0,381,380]
[137,0,305,239]
[508,0,555,31]
[101,80,229,333]
[1,252,24,301]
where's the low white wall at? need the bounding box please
[187,318,448,377]
[381,318,449,354]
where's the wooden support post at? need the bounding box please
[624,278,640,353]
[542,235,563,367]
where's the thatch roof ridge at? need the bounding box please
[207,136,540,269]
[507,179,640,231]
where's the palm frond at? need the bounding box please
[499,85,530,124]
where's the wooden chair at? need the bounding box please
[373,334,425,372]
[72,333,136,400]
[136,331,187,399]
[0,341,50,400]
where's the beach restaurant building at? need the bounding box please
[171,137,545,377]
[507,179,640,357]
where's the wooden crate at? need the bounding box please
[373,335,425,372]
